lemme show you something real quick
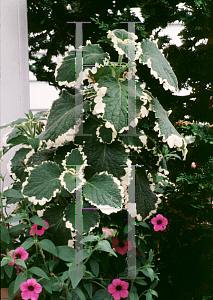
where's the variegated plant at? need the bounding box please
[1,28,187,241]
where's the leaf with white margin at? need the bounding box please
[26,148,55,167]
[107,29,138,60]
[89,66,112,83]
[139,39,178,93]
[23,162,62,205]
[43,90,89,143]
[119,128,147,151]
[151,97,187,155]
[64,201,99,233]
[83,139,128,180]
[43,206,72,246]
[0,118,28,130]
[9,148,31,182]
[135,167,161,220]
[98,75,131,132]
[60,149,86,193]
[96,124,116,144]
[83,172,123,214]
[55,44,109,85]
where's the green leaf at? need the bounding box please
[81,235,99,243]
[136,221,150,229]
[23,162,61,204]
[9,224,29,238]
[82,281,93,298]
[140,39,178,92]
[151,97,186,152]
[98,75,129,132]
[56,44,109,84]
[26,148,55,166]
[10,147,31,182]
[69,264,85,289]
[146,291,153,300]
[0,118,28,129]
[4,264,14,278]
[134,279,147,286]
[1,257,11,267]
[30,215,48,228]
[39,239,58,256]
[73,286,86,300]
[149,279,158,290]
[28,138,40,151]
[64,201,100,233]
[83,172,122,212]
[56,245,75,262]
[43,206,72,246]
[43,90,89,143]
[89,258,99,277]
[40,278,52,294]
[96,240,117,257]
[92,289,112,300]
[14,259,27,268]
[6,182,24,205]
[64,149,85,168]
[129,290,140,300]
[14,272,28,294]
[20,237,34,250]
[1,223,10,244]
[4,188,23,199]
[135,167,159,219]
[83,139,128,179]
[29,266,49,279]
[150,290,158,297]
[5,214,25,223]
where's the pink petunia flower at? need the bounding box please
[102,228,113,239]
[20,278,42,300]
[111,236,132,255]
[151,214,168,231]
[108,279,129,300]
[30,220,49,236]
[8,247,29,266]
[191,162,197,168]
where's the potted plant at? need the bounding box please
[1,28,186,300]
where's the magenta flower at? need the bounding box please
[112,236,132,255]
[30,220,49,236]
[107,279,129,300]
[151,214,168,231]
[102,228,113,239]
[20,278,42,300]
[8,247,29,266]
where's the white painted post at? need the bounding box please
[0,0,30,188]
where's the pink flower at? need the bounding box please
[8,247,29,266]
[191,162,197,168]
[107,279,129,300]
[151,214,168,231]
[20,278,42,300]
[30,220,49,236]
[102,228,113,239]
[111,236,132,255]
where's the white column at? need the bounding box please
[0,0,30,187]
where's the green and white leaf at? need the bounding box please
[8,147,31,182]
[55,44,109,87]
[60,148,87,193]
[83,172,124,214]
[140,39,178,92]
[151,97,187,158]
[96,75,136,132]
[22,162,62,205]
[83,139,128,180]
[43,90,89,147]
[107,29,141,60]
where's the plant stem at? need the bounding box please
[0,175,5,221]
[118,55,123,66]
[90,280,107,290]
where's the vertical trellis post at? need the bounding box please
[0,0,30,187]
